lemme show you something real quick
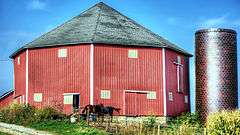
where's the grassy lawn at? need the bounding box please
[29,120,107,135]
[0,131,11,135]
[1,104,239,135]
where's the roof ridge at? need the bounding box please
[98,2,192,54]
[95,2,191,54]
[91,2,103,42]
[100,4,132,40]
[24,3,101,48]
[110,9,191,53]
[98,2,166,45]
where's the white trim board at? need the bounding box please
[90,44,94,105]
[63,93,80,95]
[177,65,180,92]
[173,62,183,66]
[13,59,15,91]
[162,48,167,116]
[125,90,151,93]
[25,49,29,104]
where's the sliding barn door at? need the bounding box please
[125,92,148,116]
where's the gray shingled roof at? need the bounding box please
[10,2,192,58]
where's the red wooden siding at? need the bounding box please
[28,45,90,114]
[14,52,26,100]
[125,92,136,115]
[12,43,191,116]
[0,92,14,108]
[125,92,156,116]
[94,44,164,116]
[165,49,190,116]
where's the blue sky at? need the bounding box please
[0,0,239,112]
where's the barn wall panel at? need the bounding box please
[28,45,90,113]
[165,49,190,116]
[0,92,14,108]
[14,52,26,98]
[94,44,164,116]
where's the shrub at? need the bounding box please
[160,113,203,135]
[35,106,66,122]
[206,110,240,135]
[143,115,157,129]
[161,123,202,135]
[168,112,202,126]
[0,104,66,125]
[0,103,36,125]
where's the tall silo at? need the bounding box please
[195,28,238,120]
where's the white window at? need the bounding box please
[177,56,183,93]
[169,92,173,101]
[101,90,110,99]
[184,95,188,103]
[34,93,42,102]
[58,49,67,58]
[64,94,73,104]
[177,56,181,64]
[17,56,20,65]
[147,91,156,99]
[128,50,138,58]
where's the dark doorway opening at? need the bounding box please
[73,94,80,111]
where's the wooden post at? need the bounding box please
[139,122,142,135]
[87,109,90,125]
[157,124,160,135]
[153,125,155,135]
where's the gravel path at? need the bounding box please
[0,122,53,135]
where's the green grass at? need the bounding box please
[0,131,11,135]
[29,120,108,135]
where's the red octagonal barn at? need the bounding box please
[2,2,193,117]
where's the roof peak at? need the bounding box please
[10,2,192,58]
[96,2,106,5]
[93,2,111,9]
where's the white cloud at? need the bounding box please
[203,16,227,26]
[27,0,47,10]
[199,15,240,28]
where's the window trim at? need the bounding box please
[184,95,188,103]
[177,56,181,64]
[100,90,111,99]
[169,92,173,101]
[128,50,138,58]
[17,56,20,65]
[58,49,67,58]
[174,56,184,93]
[63,94,73,104]
[34,93,42,102]
[147,91,157,99]
[63,93,80,105]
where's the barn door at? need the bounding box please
[125,92,136,116]
[125,92,147,116]
[136,93,147,115]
